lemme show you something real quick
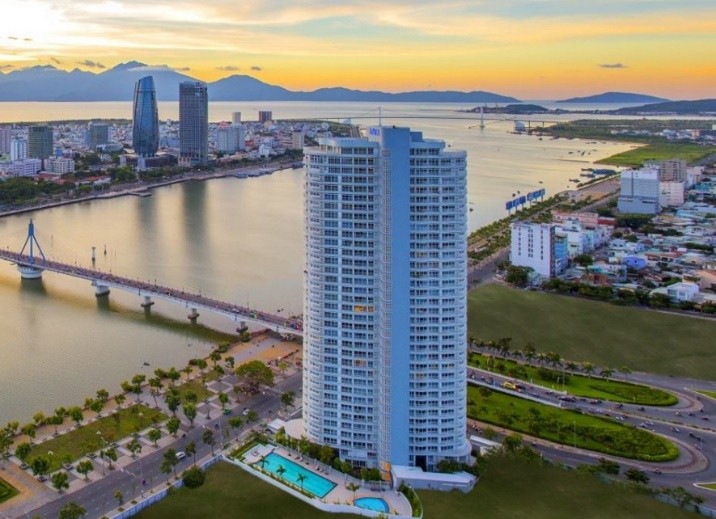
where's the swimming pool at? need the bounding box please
[354,497,389,513]
[259,452,337,499]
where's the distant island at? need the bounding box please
[0,61,519,103]
[610,99,716,115]
[466,104,549,114]
[556,92,669,104]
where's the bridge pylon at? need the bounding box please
[18,219,46,279]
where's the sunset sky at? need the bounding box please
[1,0,714,99]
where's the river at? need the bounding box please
[0,101,635,424]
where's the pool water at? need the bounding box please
[259,452,337,498]
[354,497,390,513]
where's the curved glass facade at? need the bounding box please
[132,76,159,157]
[303,127,471,474]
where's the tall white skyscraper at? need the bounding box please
[617,167,660,214]
[302,126,471,474]
[10,138,27,161]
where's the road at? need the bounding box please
[27,373,302,519]
[466,352,716,505]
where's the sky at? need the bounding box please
[1,0,714,99]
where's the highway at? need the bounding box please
[467,355,716,506]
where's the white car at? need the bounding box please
[176,451,187,461]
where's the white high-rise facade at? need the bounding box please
[11,138,27,161]
[302,126,471,474]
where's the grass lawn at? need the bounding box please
[697,483,716,491]
[176,379,213,403]
[695,390,716,401]
[468,353,677,405]
[136,461,359,519]
[421,455,698,519]
[0,476,19,504]
[135,459,696,519]
[467,386,678,462]
[595,142,712,167]
[468,284,716,381]
[25,404,167,472]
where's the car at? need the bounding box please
[223,409,232,415]
[242,408,250,416]
[702,416,710,421]
[176,451,187,461]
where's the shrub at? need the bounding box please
[182,466,206,489]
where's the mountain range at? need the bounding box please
[556,91,669,104]
[0,62,519,103]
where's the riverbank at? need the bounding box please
[0,159,298,219]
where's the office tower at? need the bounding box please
[0,127,11,155]
[87,122,110,149]
[10,138,27,161]
[650,158,687,182]
[132,76,159,157]
[258,110,273,124]
[302,126,471,474]
[179,81,208,166]
[216,124,245,153]
[28,126,53,160]
[617,167,660,214]
[232,112,242,124]
[291,130,305,150]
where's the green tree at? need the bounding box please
[89,399,104,416]
[164,390,181,416]
[218,392,230,411]
[346,482,360,500]
[235,360,275,394]
[161,448,179,477]
[103,447,117,470]
[183,403,197,427]
[21,422,37,441]
[15,441,32,462]
[182,465,206,488]
[114,489,124,506]
[69,406,83,427]
[115,394,126,409]
[185,441,197,465]
[202,428,216,454]
[574,254,593,267]
[505,265,530,287]
[166,416,181,437]
[502,433,523,454]
[31,455,51,477]
[167,367,181,386]
[662,486,705,511]
[281,391,295,409]
[127,438,142,457]
[625,468,649,485]
[59,502,86,519]
[76,459,94,481]
[246,410,258,423]
[96,388,109,404]
[297,473,306,491]
[148,377,163,407]
[276,464,286,479]
[33,411,46,426]
[210,350,222,367]
[51,471,70,493]
[147,428,162,447]
[228,417,244,440]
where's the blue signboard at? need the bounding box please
[519,195,527,205]
[506,200,513,210]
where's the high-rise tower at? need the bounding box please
[132,76,159,157]
[302,126,471,474]
[179,81,208,166]
[27,125,53,160]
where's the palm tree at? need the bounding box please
[566,362,579,372]
[276,464,286,479]
[600,368,614,380]
[346,482,360,500]
[185,441,197,465]
[581,362,595,378]
[297,473,306,491]
[619,365,632,382]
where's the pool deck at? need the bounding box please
[241,444,413,517]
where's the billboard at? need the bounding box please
[505,189,545,212]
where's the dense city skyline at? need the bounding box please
[1,0,715,99]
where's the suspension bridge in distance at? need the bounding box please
[0,220,303,337]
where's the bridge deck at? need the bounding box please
[0,250,303,336]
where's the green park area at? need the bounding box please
[0,476,19,504]
[24,404,167,472]
[135,457,695,519]
[698,483,716,491]
[696,390,716,401]
[468,353,676,405]
[595,142,713,167]
[176,379,213,403]
[467,386,678,462]
[468,284,716,381]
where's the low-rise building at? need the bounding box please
[45,157,75,174]
[11,158,42,176]
[651,282,700,302]
[510,222,567,277]
[659,181,685,207]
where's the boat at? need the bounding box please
[569,178,580,182]
[143,361,150,366]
